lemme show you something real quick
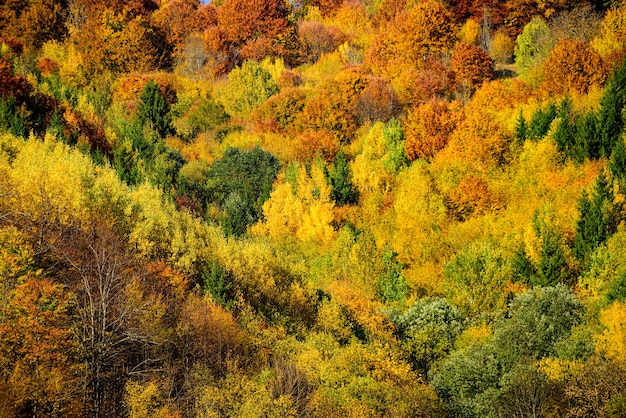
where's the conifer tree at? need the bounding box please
[515,110,528,143]
[574,171,617,261]
[330,152,358,206]
[138,80,172,138]
[597,58,626,157]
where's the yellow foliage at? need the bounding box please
[393,161,449,266]
[592,4,626,58]
[537,358,584,382]
[350,122,393,194]
[253,163,336,246]
[124,381,176,418]
[458,18,480,45]
[596,301,626,361]
[454,323,493,350]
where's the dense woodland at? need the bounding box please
[1,0,626,416]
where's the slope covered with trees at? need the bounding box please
[1,0,626,416]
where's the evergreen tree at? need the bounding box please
[597,58,626,157]
[573,112,599,162]
[573,171,617,261]
[515,110,528,143]
[138,80,172,138]
[330,151,359,206]
[529,102,557,139]
[609,138,626,180]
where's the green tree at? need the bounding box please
[597,57,626,158]
[392,297,466,376]
[329,151,358,206]
[137,80,172,138]
[514,17,551,77]
[377,247,409,303]
[528,101,557,139]
[514,109,528,143]
[205,146,280,236]
[574,171,618,262]
[218,60,279,118]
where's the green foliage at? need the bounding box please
[528,102,557,139]
[606,272,626,302]
[533,219,571,287]
[377,247,408,303]
[574,172,618,262]
[219,60,279,118]
[443,243,512,316]
[432,285,584,418]
[329,152,358,206]
[0,97,26,137]
[514,109,528,143]
[202,259,233,307]
[205,146,280,236]
[514,17,551,76]
[597,57,626,158]
[392,297,466,376]
[494,285,585,362]
[138,80,172,138]
[381,119,408,174]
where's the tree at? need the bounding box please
[403,99,459,161]
[205,146,280,236]
[514,16,551,77]
[298,21,346,63]
[450,43,494,95]
[574,171,618,262]
[392,297,466,376]
[597,57,626,158]
[365,0,456,79]
[542,40,607,95]
[329,151,358,206]
[218,60,279,119]
[137,80,172,138]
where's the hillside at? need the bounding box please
[1,0,626,417]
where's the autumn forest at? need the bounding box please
[1,0,626,416]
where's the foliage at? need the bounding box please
[205,146,281,236]
[542,40,607,95]
[219,60,280,119]
[450,43,495,94]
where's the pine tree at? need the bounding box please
[529,102,557,139]
[597,58,626,158]
[330,152,358,206]
[573,171,617,261]
[138,80,172,138]
[515,110,528,143]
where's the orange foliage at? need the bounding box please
[36,57,59,76]
[295,130,340,162]
[395,58,455,106]
[445,175,504,221]
[217,0,289,45]
[355,76,400,123]
[298,21,347,63]
[203,26,235,77]
[152,1,217,58]
[450,42,494,92]
[365,0,456,79]
[542,40,608,95]
[404,99,461,161]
